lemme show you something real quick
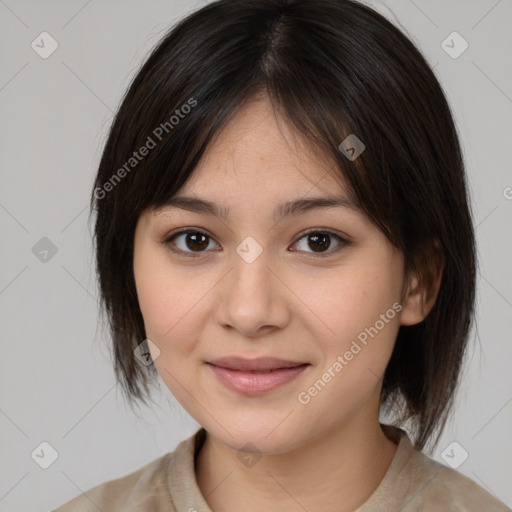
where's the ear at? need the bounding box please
[400,240,445,326]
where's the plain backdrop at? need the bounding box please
[0,0,511,510]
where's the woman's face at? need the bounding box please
[133,97,410,454]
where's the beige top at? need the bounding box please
[53,426,510,512]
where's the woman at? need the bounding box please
[54,0,509,510]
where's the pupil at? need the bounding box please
[186,233,208,251]
[309,233,330,252]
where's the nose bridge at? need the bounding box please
[215,234,287,333]
[230,235,272,299]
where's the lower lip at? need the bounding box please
[208,363,309,395]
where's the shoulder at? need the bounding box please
[404,447,510,511]
[52,451,175,512]
[363,426,511,512]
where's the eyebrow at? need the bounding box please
[158,194,358,223]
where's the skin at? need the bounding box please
[133,95,441,512]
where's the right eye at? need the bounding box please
[163,228,220,258]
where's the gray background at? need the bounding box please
[0,0,511,510]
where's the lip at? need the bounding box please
[207,357,310,395]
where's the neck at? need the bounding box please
[195,416,398,512]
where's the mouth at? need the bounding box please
[208,356,308,371]
[206,357,310,395]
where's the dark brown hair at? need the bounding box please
[90,0,476,451]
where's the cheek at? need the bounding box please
[303,264,403,406]
[135,265,205,403]
[296,270,401,416]
[314,264,401,341]
[135,272,179,338]
[134,244,178,338]
[133,248,214,355]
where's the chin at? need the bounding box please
[203,413,307,455]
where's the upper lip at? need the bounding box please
[208,357,308,371]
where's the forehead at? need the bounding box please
[177,96,349,201]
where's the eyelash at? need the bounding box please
[162,227,349,259]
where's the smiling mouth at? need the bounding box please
[207,356,309,372]
[209,364,309,373]
[206,358,310,395]
[236,368,291,373]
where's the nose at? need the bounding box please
[213,238,290,338]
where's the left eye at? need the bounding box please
[293,230,347,256]
[163,229,348,258]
